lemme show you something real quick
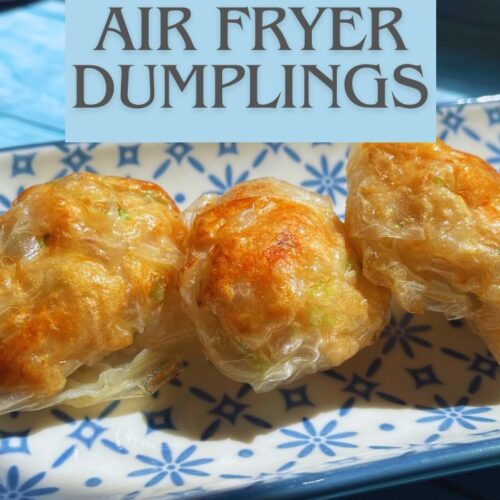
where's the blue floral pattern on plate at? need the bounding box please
[0,101,499,499]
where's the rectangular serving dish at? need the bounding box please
[0,99,498,499]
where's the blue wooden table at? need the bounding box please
[1,0,500,149]
[0,1,498,498]
[0,0,64,148]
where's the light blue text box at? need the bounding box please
[66,0,436,142]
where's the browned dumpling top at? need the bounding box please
[346,141,500,358]
[181,178,390,392]
[0,173,190,405]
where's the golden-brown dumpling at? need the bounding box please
[180,178,390,392]
[0,173,191,413]
[345,141,500,359]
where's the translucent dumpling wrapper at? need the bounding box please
[0,173,193,414]
[345,141,500,359]
[180,178,391,392]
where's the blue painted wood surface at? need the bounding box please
[0,0,64,148]
[0,0,499,149]
[0,2,498,496]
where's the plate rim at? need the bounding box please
[211,436,500,499]
[0,97,498,498]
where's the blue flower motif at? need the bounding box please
[278,418,357,458]
[50,401,127,468]
[167,143,193,164]
[301,156,347,204]
[11,154,35,177]
[118,145,140,167]
[324,358,406,416]
[189,384,272,440]
[441,347,498,395]
[154,143,205,178]
[0,466,58,499]
[0,429,30,455]
[381,313,432,358]
[252,143,301,168]
[144,406,175,434]
[128,442,213,488]
[207,165,249,194]
[437,106,480,141]
[417,395,495,432]
[485,105,500,126]
[54,144,99,178]
[279,385,314,411]
[406,365,443,390]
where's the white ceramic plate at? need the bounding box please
[0,99,499,499]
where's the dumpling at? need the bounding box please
[345,141,500,359]
[0,173,192,414]
[180,178,390,392]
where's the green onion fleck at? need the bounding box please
[234,340,270,373]
[118,207,131,220]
